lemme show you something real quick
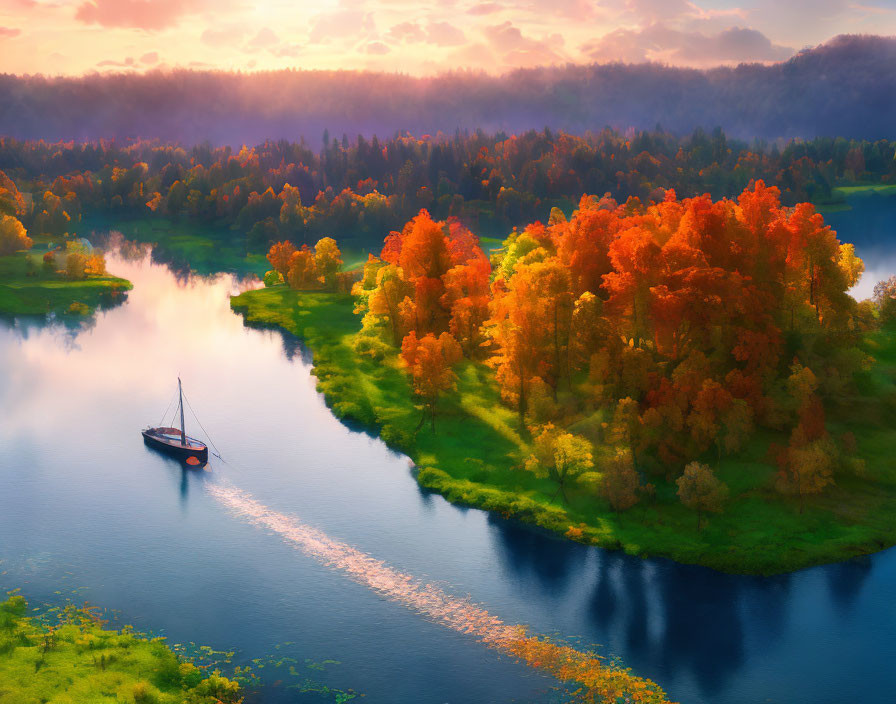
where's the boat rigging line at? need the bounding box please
[181,389,224,461]
[158,386,179,427]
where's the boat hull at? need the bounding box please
[142,428,208,463]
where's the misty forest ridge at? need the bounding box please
[2,35,895,144]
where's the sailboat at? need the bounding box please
[141,378,209,463]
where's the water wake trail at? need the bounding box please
[208,482,672,703]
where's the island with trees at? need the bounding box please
[233,181,896,575]
[0,169,130,320]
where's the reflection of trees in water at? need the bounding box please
[0,309,98,343]
[825,558,873,613]
[484,517,812,701]
[234,316,313,366]
[652,564,747,697]
[488,517,587,597]
[94,231,151,262]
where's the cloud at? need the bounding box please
[468,2,503,15]
[0,27,22,38]
[582,23,794,67]
[427,21,466,47]
[309,7,376,44]
[387,22,426,43]
[483,21,566,67]
[200,25,245,46]
[97,56,137,67]
[529,0,599,20]
[75,0,210,31]
[365,41,390,54]
[140,51,159,64]
[272,44,303,58]
[247,27,279,50]
[383,21,466,47]
[625,0,695,23]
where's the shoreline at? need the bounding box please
[0,250,132,319]
[230,286,896,576]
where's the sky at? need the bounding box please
[0,0,895,76]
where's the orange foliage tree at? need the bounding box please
[400,331,463,432]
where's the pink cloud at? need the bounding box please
[140,51,159,64]
[387,22,426,43]
[468,2,503,15]
[310,8,375,44]
[0,27,22,38]
[483,21,565,66]
[427,21,466,47]
[97,56,137,67]
[582,23,794,67]
[75,0,212,31]
[201,25,245,46]
[247,27,279,49]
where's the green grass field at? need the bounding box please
[833,184,896,197]
[0,250,131,318]
[231,286,896,575]
[0,594,240,704]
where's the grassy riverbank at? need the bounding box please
[0,250,131,319]
[0,593,240,704]
[815,183,896,212]
[80,216,372,278]
[81,216,271,278]
[231,286,896,575]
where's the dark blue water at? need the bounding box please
[1,232,895,704]
[824,192,896,300]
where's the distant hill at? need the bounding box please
[1,35,894,145]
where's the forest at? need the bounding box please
[1,35,894,144]
[3,125,896,571]
[1,126,894,258]
[353,183,867,488]
[232,177,896,572]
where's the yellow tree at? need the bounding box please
[0,170,26,217]
[676,461,729,531]
[0,215,32,255]
[65,252,87,280]
[524,424,593,503]
[362,262,414,345]
[313,237,343,290]
[600,447,641,512]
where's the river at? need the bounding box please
[1,198,895,703]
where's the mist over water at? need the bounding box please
[1,243,895,703]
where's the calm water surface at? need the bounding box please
[1,206,895,703]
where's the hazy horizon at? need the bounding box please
[1,0,895,77]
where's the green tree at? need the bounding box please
[676,461,729,531]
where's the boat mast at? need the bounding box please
[178,377,186,446]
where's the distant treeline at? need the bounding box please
[1,35,895,144]
[1,126,894,251]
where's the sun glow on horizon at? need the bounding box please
[0,0,894,77]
